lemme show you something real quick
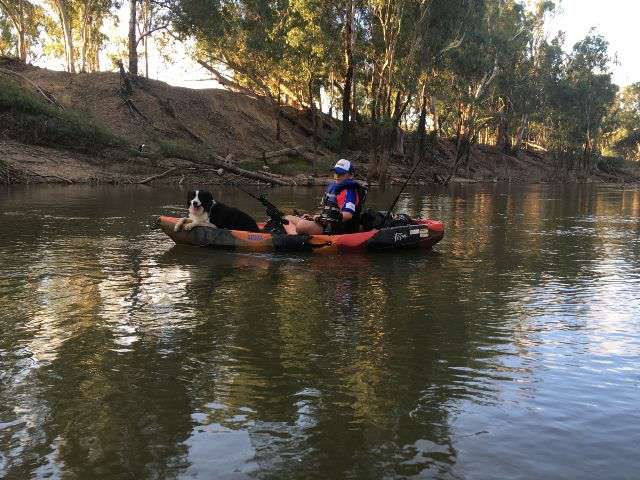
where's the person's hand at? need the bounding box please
[315,214,330,224]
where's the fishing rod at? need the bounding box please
[382,156,425,227]
[215,168,289,227]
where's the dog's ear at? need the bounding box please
[203,191,214,204]
[200,190,214,211]
[187,190,195,207]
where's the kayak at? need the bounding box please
[156,216,444,254]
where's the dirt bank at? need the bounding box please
[1,57,639,187]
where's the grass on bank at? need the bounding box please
[156,138,207,160]
[240,156,334,176]
[0,77,128,155]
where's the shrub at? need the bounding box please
[156,139,204,160]
[597,155,627,174]
[0,77,127,154]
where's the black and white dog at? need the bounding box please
[174,189,260,232]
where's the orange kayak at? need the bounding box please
[156,216,444,254]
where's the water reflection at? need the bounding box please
[1,184,639,479]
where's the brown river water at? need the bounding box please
[1,184,639,479]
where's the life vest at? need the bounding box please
[320,179,367,234]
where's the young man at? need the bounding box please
[286,159,365,235]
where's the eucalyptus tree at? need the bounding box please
[363,0,465,182]
[0,0,45,62]
[171,0,285,97]
[437,0,511,181]
[546,33,617,171]
[608,83,640,160]
[76,0,116,71]
[127,0,172,75]
[45,0,76,72]
[0,14,12,56]
[492,0,555,154]
[410,0,469,165]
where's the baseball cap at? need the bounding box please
[331,158,353,174]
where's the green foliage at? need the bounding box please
[156,138,206,159]
[241,155,334,176]
[321,129,342,152]
[604,83,640,160]
[597,155,629,174]
[0,0,46,61]
[2,0,631,175]
[0,77,127,154]
[0,14,14,55]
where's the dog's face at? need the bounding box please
[187,190,214,218]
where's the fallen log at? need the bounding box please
[121,98,149,122]
[279,109,315,136]
[178,153,293,186]
[262,145,317,165]
[209,153,292,185]
[117,60,133,95]
[263,145,307,159]
[138,166,178,184]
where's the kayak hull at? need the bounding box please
[156,216,444,253]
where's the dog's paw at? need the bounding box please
[174,224,182,232]
[183,223,196,231]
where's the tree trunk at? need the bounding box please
[12,0,28,62]
[413,82,428,167]
[340,0,354,150]
[276,80,282,141]
[80,14,88,72]
[512,113,528,155]
[128,0,138,75]
[308,78,319,151]
[367,92,379,182]
[56,1,75,73]
[17,27,27,62]
[351,66,357,122]
[63,17,74,72]
[144,37,149,77]
[430,95,440,135]
[496,101,510,153]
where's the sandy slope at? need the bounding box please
[1,57,638,186]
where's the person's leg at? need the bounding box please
[283,215,301,235]
[284,215,301,226]
[294,218,324,235]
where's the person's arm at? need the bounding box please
[339,188,357,222]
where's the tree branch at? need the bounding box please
[136,23,170,45]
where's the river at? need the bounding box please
[1,184,639,479]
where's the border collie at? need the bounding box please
[174,189,260,233]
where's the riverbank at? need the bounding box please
[3,137,639,187]
[1,57,639,187]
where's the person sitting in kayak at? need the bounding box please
[286,159,366,235]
